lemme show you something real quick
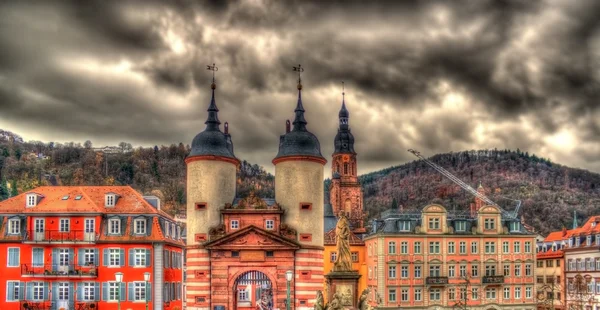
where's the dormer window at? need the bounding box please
[398,221,411,232]
[593,222,597,228]
[587,235,592,246]
[105,194,116,207]
[26,194,37,207]
[8,219,20,234]
[575,237,580,246]
[134,219,146,235]
[596,235,600,245]
[510,222,521,232]
[455,221,466,232]
[108,218,121,234]
[484,219,496,230]
[428,218,440,230]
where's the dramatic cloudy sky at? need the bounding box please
[1,0,600,174]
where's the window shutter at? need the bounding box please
[95,282,100,301]
[120,216,127,236]
[130,219,135,236]
[127,282,135,301]
[69,248,75,266]
[69,282,74,302]
[44,282,49,300]
[78,249,84,266]
[120,282,126,301]
[147,283,152,301]
[102,282,108,301]
[146,249,151,267]
[7,282,14,301]
[128,248,134,266]
[103,249,108,267]
[120,248,125,267]
[146,217,152,236]
[52,248,58,267]
[52,282,59,301]
[94,248,99,266]
[26,282,32,300]
[77,282,83,301]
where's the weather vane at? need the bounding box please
[207,63,218,89]
[293,64,304,89]
[342,81,345,99]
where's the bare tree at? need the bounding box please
[567,274,594,310]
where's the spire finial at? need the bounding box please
[204,63,221,130]
[207,63,218,89]
[342,81,345,99]
[293,64,304,90]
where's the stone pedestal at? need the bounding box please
[325,271,361,310]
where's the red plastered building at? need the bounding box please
[0,186,184,310]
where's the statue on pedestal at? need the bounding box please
[333,212,352,272]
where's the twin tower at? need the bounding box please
[184,73,348,247]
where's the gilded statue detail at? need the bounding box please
[333,212,353,272]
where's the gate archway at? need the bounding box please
[233,270,273,310]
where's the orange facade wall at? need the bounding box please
[323,244,367,301]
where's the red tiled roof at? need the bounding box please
[0,186,171,218]
[324,228,365,246]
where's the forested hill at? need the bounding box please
[0,133,274,216]
[358,149,600,235]
[1,129,599,235]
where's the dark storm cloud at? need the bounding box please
[1,0,600,174]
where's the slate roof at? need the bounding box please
[324,227,364,246]
[274,90,325,161]
[189,85,237,160]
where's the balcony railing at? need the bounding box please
[25,230,98,243]
[482,275,505,284]
[426,276,449,285]
[20,300,98,310]
[21,264,98,277]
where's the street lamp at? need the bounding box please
[144,272,151,310]
[285,270,293,310]
[115,272,123,310]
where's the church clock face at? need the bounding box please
[343,155,349,161]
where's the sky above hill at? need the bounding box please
[0,1,599,174]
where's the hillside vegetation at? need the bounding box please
[358,149,600,235]
[1,129,599,235]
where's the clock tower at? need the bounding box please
[329,89,365,233]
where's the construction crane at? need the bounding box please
[407,149,521,219]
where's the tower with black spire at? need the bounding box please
[185,64,239,310]
[329,84,366,232]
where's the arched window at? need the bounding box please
[344,163,349,175]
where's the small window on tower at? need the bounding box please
[300,234,312,242]
[300,203,312,211]
[266,251,274,257]
[196,202,207,210]
[231,251,240,257]
[195,296,206,304]
[195,234,207,242]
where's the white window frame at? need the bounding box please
[84,249,96,265]
[472,288,479,300]
[429,242,440,254]
[82,282,95,301]
[459,241,466,254]
[32,281,44,301]
[134,282,147,301]
[399,221,411,232]
[484,218,495,230]
[503,241,509,253]
[8,219,20,235]
[455,221,466,232]
[27,194,37,207]
[515,287,521,299]
[231,220,239,230]
[429,288,441,301]
[526,287,532,299]
[401,265,408,278]
[414,288,422,301]
[388,242,396,254]
[109,249,121,267]
[134,219,146,235]
[414,242,421,254]
[486,288,497,299]
[108,282,120,301]
[59,218,70,232]
[388,289,396,302]
[105,194,116,207]
[108,218,121,235]
[238,288,249,301]
[485,242,496,254]
[514,242,521,253]
[414,265,421,278]
[401,289,409,302]
[134,249,147,267]
[471,241,478,254]
[428,218,440,229]
[265,220,274,230]
[449,265,455,278]
[525,241,531,253]
[388,266,396,279]
[400,241,408,254]
[448,242,455,254]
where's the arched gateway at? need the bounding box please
[233,271,273,310]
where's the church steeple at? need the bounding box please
[292,80,307,131]
[333,82,355,154]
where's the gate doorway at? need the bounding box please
[234,271,273,310]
